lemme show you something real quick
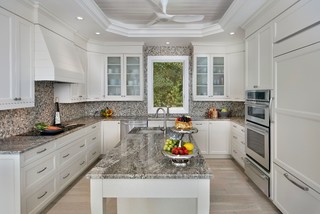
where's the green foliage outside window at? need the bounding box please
[153,62,183,107]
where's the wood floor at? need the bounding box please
[42,159,281,214]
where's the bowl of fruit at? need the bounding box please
[162,138,197,166]
[100,107,113,117]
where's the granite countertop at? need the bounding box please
[0,117,102,154]
[0,116,244,154]
[86,128,212,179]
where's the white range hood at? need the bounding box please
[35,25,85,83]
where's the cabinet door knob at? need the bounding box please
[14,97,21,101]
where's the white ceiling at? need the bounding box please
[30,0,268,46]
[94,0,233,26]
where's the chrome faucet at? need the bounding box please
[155,107,167,134]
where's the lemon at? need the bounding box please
[183,142,194,151]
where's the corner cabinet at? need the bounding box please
[193,55,226,100]
[193,53,245,101]
[0,8,34,110]
[105,55,143,101]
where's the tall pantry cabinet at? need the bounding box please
[272,0,320,213]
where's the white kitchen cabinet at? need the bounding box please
[192,121,209,154]
[273,164,320,214]
[193,55,226,100]
[54,83,86,103]
[0,8,34,110]
[274,42,320,194]
[274,0,320,43]
[53,47,87,103]
[245,23,273,90]
[105,54,143,101]
[230,122,245,168]
[0,122,101,214]
[87,52,105,100]
[227,52,245,100]
[102,121,121,154]
[208,121,230,156]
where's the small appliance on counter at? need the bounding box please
[208,107,218,118]
[54,97,61,126]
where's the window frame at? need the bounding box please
[147,56,189,114]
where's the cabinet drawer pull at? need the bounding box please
[241,129,245,133]
[80,161,85,166]
[92,126,96,129]
[194,123,202,125]
[253,85,258,88]
[92,137,97,141]
[233,125,237,128]
[37,148,47,154]
[13,97,22,101]
[37,167,47,174]
[63,154,70,158]
[233,136,238,139]
[80,144,85,148]
[63,173,70,179]
[284,173,309,191]
[241,157,244,160]
[37,191,48,200]
[92,151,97,156]
[233,150,237,154]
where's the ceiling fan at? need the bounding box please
[147,0,204,26]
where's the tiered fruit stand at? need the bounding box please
[162,127,198,166]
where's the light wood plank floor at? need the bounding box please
[42,159,281,214]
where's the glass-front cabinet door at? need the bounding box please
[106,56,122,96]
[105,54,143,101]
[195,56,209,97]
[193,55,226,100]
[212,56,225,96]
[125,56,141,97]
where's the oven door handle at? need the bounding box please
[246,122,269,134]
[269,97,274,123]
[244,102,270,109]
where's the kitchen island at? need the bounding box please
[86,127,212,214]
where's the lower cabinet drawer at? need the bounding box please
[231,145,245,168]
[57,154,86,190]
[87,144,100,164]
[58,138,86,167]
[23,153,56,191]
[274,164,320,214]
[24,178,56,214]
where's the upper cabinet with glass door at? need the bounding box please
[105,54,143,101]
[193,55,226,100]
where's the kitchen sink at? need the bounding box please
[129,127,164,134]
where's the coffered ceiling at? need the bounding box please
[28,0,268,45]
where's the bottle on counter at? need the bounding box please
[54,97,61,126]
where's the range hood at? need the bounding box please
[35,25,85,83]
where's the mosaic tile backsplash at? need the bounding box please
[0,46,244,138]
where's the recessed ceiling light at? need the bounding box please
[76,16,84,21]
[229,32,235,35]
[95,32,101,35]
[165,41,170,45]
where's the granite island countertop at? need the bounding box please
[86,128,213,180]
[0,116,244,154]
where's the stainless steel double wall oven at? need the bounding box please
[244,90,272,197]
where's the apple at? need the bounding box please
[221,108,228,112]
